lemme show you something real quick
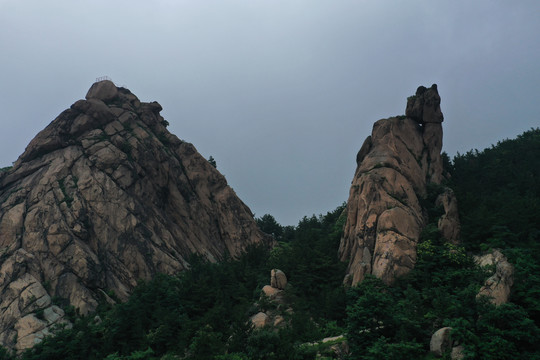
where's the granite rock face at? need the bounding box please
[0,80,269,350]
[475,250,514,305]
[339,85,459,285]
[270,269,288,290]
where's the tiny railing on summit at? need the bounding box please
[95,76,112,82]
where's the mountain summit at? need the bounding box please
[339,85,460,285]
[0,80,268,351]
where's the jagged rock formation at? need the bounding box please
[339,85,460,285]
[435,187,460,244]
[250,312,271,328]
[475,250,514,305]
[250,269,290,329]
[0,80,269,351]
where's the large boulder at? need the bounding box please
[261,270,287,304]
[271,269,288,290]
[405,85,444,124]
[250,312,270,329]
[475,250,514,305]
[262,285,280,298]
[85,80,118,103]
[430,327,453,357]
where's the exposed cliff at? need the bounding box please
[0,80,269,351]
[339,85,460,285]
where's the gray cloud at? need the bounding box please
[1,1,539,225]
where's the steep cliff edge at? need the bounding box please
[0,80,269,351]
[339,85,460,285]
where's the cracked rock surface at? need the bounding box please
[339,85,459,285]
[0,80,269,351]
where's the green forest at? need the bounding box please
[3,128,540,360]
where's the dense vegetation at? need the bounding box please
[2,128,540,359]
[444,128,540,358]
[451,128,540,252]
[17,207,348,360]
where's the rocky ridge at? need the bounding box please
[0,80,269,351]
[339,85,460,285]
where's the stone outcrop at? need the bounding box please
[249,312,270,328]
[436,188,460,244]
[405,85,445,184]
[270,269,287,290]
[262,285,281,299]
[475,250,514,305]
[339,85,460,285]
[430,327,464,359]
[430,327,453,357]
[250,269,290,329]
[0,80,269,350]
[304,335,349,359]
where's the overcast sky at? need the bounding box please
[1,1,539,225]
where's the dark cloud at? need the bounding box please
[1,1,539,225]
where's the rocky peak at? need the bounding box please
[0,80,269,351]
[339,85,459,285]
[405,84,444,124]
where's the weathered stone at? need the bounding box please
[436,188,460,243]
[406,84,444,124]
[270,269,287,290]
[261,285,286,305]
[0,81,270,351]
[405,84,444,183]
[250,312,270,329]
[451,345,465,360]
[430,327,453,357]
[85,80,118,103]
[339,84,454,285]
[475,250,514,305]
[305,335,349,359]
[13,305,68,352]
[424,122,444,183]
[273,315,285,327]
[262,285,280,298]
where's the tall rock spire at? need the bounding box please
[406,84,444,184]
[339,84,459,286]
